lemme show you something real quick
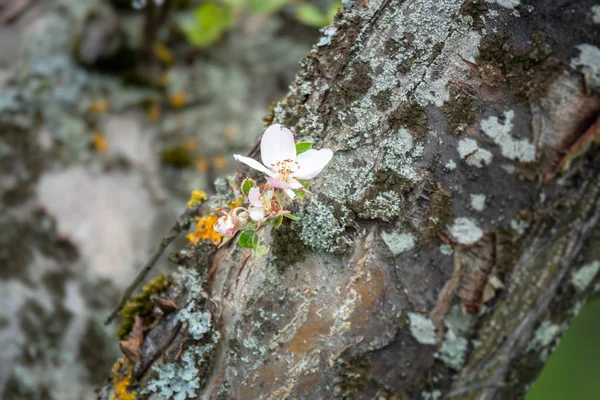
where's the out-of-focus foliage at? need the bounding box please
[181,0,342,48]
[527,298,600,400]
[181,2,234,48]
[296,1,341,27]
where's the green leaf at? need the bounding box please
[284,213,300,221]
[246,0,289,14]
[270,215,283,228]
[238,230,259,249]
[297,179,311,189]
[182,3,234,48]
[296,2,341,28]
[241,178,256,197]
[255,245,270,258]
[327,1,343,21]
[292,189,305,200]
[295,141,312,155]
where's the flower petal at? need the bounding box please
[248,187,262,207]
[284,189,296,199]
[266,176,295,189]
[233,154,274,177]
[293,148,333,180]
[261,124,296,167]
[249,207,265,221]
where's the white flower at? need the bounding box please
[214,209,236,236]
[248,187,266,221]
[234,124,333,198]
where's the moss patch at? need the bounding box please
[461,0,489,30]
[442,90,476,136]
[476,31,564,102]
[339,60,373,104]
[161,146,194,168]
[270,227,308,274]
[117,274,169,340]
[422,186,454,245]
[373,89,393,112]
[387,102,428,138]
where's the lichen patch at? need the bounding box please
[481,110,535,162]
[457,138,493,167]
[449,217,484,245]
[408,313,437,345]
[571,261,600,292]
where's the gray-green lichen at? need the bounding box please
[178,305,211,340]
[470,194,486,212]
[359,190,403,221]
[449,217,484,245]
[381,231,415,256]
[526,321,564,362]
[440,244,453,255]
[437,334,468,370]
[571,261,600,292]
[569,44,600,91]
[298,199,350,253]
[408,313,437,345]
[481,110,535,163]
[458,138,493,167]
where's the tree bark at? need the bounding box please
[101,0,600,399]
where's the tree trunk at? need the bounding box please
[101,1,600,399]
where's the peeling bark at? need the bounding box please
[100,1,600,399]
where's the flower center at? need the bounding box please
[271,159,299,181]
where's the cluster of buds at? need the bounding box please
[213,124,333,255]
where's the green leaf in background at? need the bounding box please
[246,0,289,14]
[297,179,310,189]
[270,215,283,228]
[182,2,234,48]
[292,189,305,200]
[296,1,342,28]
[241,178,256,197]
[295,141,312,155]
[238,230,259,249]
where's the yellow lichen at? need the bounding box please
[168,91,188,108]
[109,358,136,400]
[228,195,243,209]
[89,98,110,115]
[186,215,222,245]
[117,274,169,340]
[187,190,208,208]
[152,41,174,65]
[92,132,109,153]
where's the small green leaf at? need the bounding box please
[255,245,270,258]
[295,142,312,155]
[238,230,259,249]
[182,3,234,48]
[241,178,256,197]
[285,213,300,221]
[292,189,305,200]
[270,215,283,228]
[246,0,289,14]
[297,179,311,189]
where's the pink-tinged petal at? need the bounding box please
[288,178,305,190]
[248,187,262,207]
[233,154,274,177]
[284,189,296,199]
[261,124,296,167]
[293,148,334,180]
[266,176,295,189]
[249,207,265,221]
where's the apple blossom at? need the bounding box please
[234,124,333,198]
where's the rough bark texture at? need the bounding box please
[100,0,600,399]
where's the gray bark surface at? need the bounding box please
[100,1,600,399]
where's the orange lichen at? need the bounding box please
[195,157,209,172]
[89,98,110,115]
[92,132,109,153]
[186,215,222,245]
[109,358,136,400]
[184,138,198,151]
[187,190,208,208]
[212,154,228,169]
[168,91,188,108]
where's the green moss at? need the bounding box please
[495,228,519,279]
[335,351,373,396]
[460,0,489,30]
[442,91,476,136]
[373,89,393,112]
[117,273,169,340]
[387,102,427,139]
[340,60,373,104]
[270,227,308,274]
[422,186,454,245]
[476,31,565,102]
[161,146,194,169]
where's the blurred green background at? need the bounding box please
[527,297,600,400]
